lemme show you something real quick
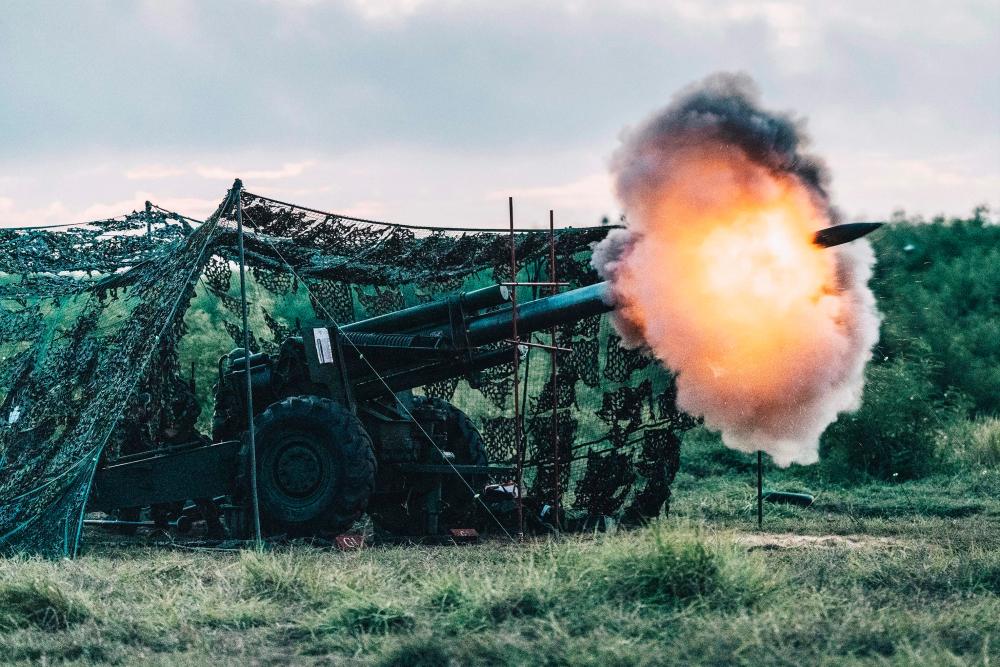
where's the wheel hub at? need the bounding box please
[275,443,323,498]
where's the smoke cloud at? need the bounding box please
[595,72,881,466]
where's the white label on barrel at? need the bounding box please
[314,328,334,364]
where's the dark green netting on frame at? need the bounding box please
[0,201,222,557]
[0,187,695,557]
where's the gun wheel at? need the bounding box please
[236,395,376,538]
[369,397,489,536]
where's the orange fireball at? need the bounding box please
[600,134,880,466]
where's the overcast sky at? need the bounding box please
[1,0,997,229]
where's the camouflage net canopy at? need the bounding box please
[0,186,694,557]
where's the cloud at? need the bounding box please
[488,173,613,212]
[125,165,188,180]
[828,150,1000,219]
[0,200,73,228]
[124,160,319,184]
[194,161,318,181]
[0,191,221,229]
[0,1,996,225]
[339,199,389,219]
[346,0,432,23]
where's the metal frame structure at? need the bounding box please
[506,198,568,537]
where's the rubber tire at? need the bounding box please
[241,396,376,537]
[370,397,488,535]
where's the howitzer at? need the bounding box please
[88,220,878,539]
[89,280,616,539]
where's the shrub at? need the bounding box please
[871,213,1000,416]
[821,351,967,480]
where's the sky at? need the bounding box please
[1,0,998,230]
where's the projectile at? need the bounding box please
[812,222,882,248]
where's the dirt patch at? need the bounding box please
[736,532,907,551]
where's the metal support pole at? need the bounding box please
[509,196,524,539]
[144,201,152,238]
[549,210,561,532]
[757,451,763,530]
[233,179,263,547]
[518,262,538,440]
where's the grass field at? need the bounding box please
[2,437,998,666]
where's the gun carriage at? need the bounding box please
[89,281,613,538]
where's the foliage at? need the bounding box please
[814,209,998,480]
[820,350,968,480]
[870,208,1000,416]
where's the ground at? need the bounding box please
[1,451,998,666]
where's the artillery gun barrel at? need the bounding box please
[344,284,510,334]
[812,222,882,248]
[465,281,613,346]
[348,282,614,399]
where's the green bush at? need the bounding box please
[814,211,998,481]
[821,351,967,480]
[871,211,1000,416]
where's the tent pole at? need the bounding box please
[509,196,524,540]
[233,178,263,548]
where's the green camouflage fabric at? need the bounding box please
[0,186,693,557]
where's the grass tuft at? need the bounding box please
[599,529,720,606]
[239,549,326,604]
[335,599,416,634]
[377,637,452,667]
[940,416,1000,469]
[0,577,89,631]
[485,588,550,622]
[578,524,778,612]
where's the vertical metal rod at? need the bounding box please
[548,209,560,532]
[518,261,538,438]
[757,450,763,530]
[508,196,524,539]
[234,179,263,548]
[144,201,152,238]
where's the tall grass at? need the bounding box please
[939,416,1000,469]
[0,576,89,632]
[1,509,998,664]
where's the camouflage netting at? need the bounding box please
[0,186,694,557]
